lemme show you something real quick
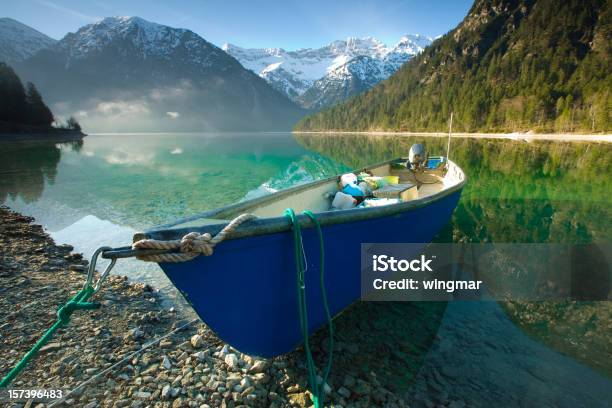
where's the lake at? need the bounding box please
[1,132,611,406]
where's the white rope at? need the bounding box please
[48,318,199,407]
[132,213,257,263]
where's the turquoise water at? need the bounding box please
[0,133,349,289]
[1,133,348,230]
[1,132,611,406]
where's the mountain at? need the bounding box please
[0,18,57,65]
[295,0,611,133]
[14,17,304,132]
[223,35,432,109]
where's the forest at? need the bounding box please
[0,62,54,129]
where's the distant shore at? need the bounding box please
[0,128,86,143]
[293,131,612,143]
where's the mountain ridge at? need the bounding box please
[295,0,611,133]
[0,17,57,65]
[224,34,432,109]
[12,16,304,132]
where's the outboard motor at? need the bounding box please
[408,143,428,170]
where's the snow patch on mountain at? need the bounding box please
[224,34,432,107]
[65,17,182,57]
[0,18,57,64]
[61,16,222,67]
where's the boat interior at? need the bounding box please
[245,159,450,218]
[158,157,465,232]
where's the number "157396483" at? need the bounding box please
[4,388,63,401]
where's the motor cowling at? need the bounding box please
[408,143,427,169]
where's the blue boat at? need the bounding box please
[105,155,466,357]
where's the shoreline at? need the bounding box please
[0,129,86,143]
[0,205,433,408]
[293,131,612,143]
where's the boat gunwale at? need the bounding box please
[102,158,465,259]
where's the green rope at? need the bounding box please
[284,208,334,408]
[0,285,100,387]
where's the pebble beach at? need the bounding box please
[0,205,443,408]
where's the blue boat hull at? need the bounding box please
[159,189,462,357]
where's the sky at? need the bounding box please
[4,0,474,49]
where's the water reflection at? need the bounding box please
[1,141,61,203]
[0,133,349,289]
[1,133,610,405]
[1,134,340,229]
[295,133,612,386]
[0,141,85,203]
[295,133,611,243]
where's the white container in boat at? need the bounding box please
[364,198,400,207]
[340,173,358,187]
[332,191,356,209]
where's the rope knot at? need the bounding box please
[180,232,214,256]
[56,296,100,324]
[57,301,77,324]
[132,213,257,263]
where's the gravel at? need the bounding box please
[0,205,439,407]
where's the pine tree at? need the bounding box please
[0,62,55,129]
[66,116,81,131]
[25,82,54,126]
[0,62,28,124]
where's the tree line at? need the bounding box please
[0,62,81,130]
[0,62,53,126]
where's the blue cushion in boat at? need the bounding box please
[343,184,364,197]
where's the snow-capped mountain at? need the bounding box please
[224,35,432,109]
[0,18,57,64]
[299,56,387,109]
[223,37,390,99]
[59,16,224,67]
[15,16,304,131]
